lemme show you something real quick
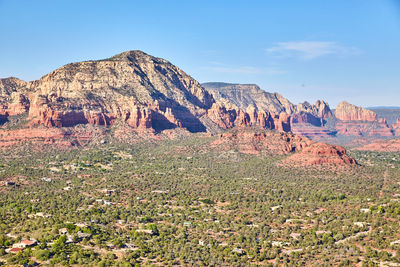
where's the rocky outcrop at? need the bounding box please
[336,122,363,136]
[0,127,74,148]
[333,102,398,138]
[275,112,291,132]
[202,83,296,115]
[297,100,332,120]
[293,100,333,127]
[314,100,333,119]
[355,139,400,152]
[291,112,323,127]
[206,103,291,132]
[282,142,357,166]
[210,128,357,167]
[335,117,394,138]
[1,51,217,133]
[202,83,397,139]
[392,119,400,136]
[202,82,333,121]
[368,118,393,137]
[335,101,377,122]
[202,82,335,134]
[0,50,397,152]
[211,129,312,155]
[0,77,30,118]
[0,52,297,134]
[0,124,111,148]
[202,83,296,132]
[0,77,28,97]
[291,124,335,140]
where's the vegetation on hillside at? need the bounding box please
[0,135,399,266]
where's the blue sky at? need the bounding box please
[0,0,399,107]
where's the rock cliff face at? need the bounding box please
[334,102,396,137]
[202,82,333,121]
[297,100,333,120]
[210,128,357,167]
[335,101,377,122]
[203,82,336,139]
[0,51,299,135]
[293,100,333,126]
[0,51,360,167]
[202,82,334,133]
[202,83,298,131]
[21,50,215,133]
[282,142,357,167]
[355,139,400,152]
[211,129,312,155]
[202,83,296,114]
[206,103,291,132]
[0,77,28,98]
[392,119,400,136]
[291,124,335,140]
[202,83,399,140]
[335,121,394,137]
[0,50,397,152]
[0,78,30,119]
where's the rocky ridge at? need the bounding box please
[334,102,395,137]
[335,101,377,121]
[203,83,399,140]
[23,50,216,133]
[0,50,380,166]
[0,51,301,135]
[202,83,295,114]
[210,128,356,167]
[355,139,400,152]
[3,51,394,142]
[202,82,333,137]
[282,142,357,167]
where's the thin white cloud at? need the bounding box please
[267,41,360,60]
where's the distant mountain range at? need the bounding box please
[367,106,400,109]
[0,50,398,151]
[368,108,400,125]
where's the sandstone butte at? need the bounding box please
[202,82,333,128]
[0,49,377,167]
[202,82,400,139]
[389,119,400,136]
[0,51,306,134]
[1,51,395,141]
[335,101,378,122]
[334,101,396,137]
[210,128,357,167]
[282,142,357,167]
[355,139,400,152]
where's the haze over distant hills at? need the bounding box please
[368,106,400,109]
[368,108,400,125]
